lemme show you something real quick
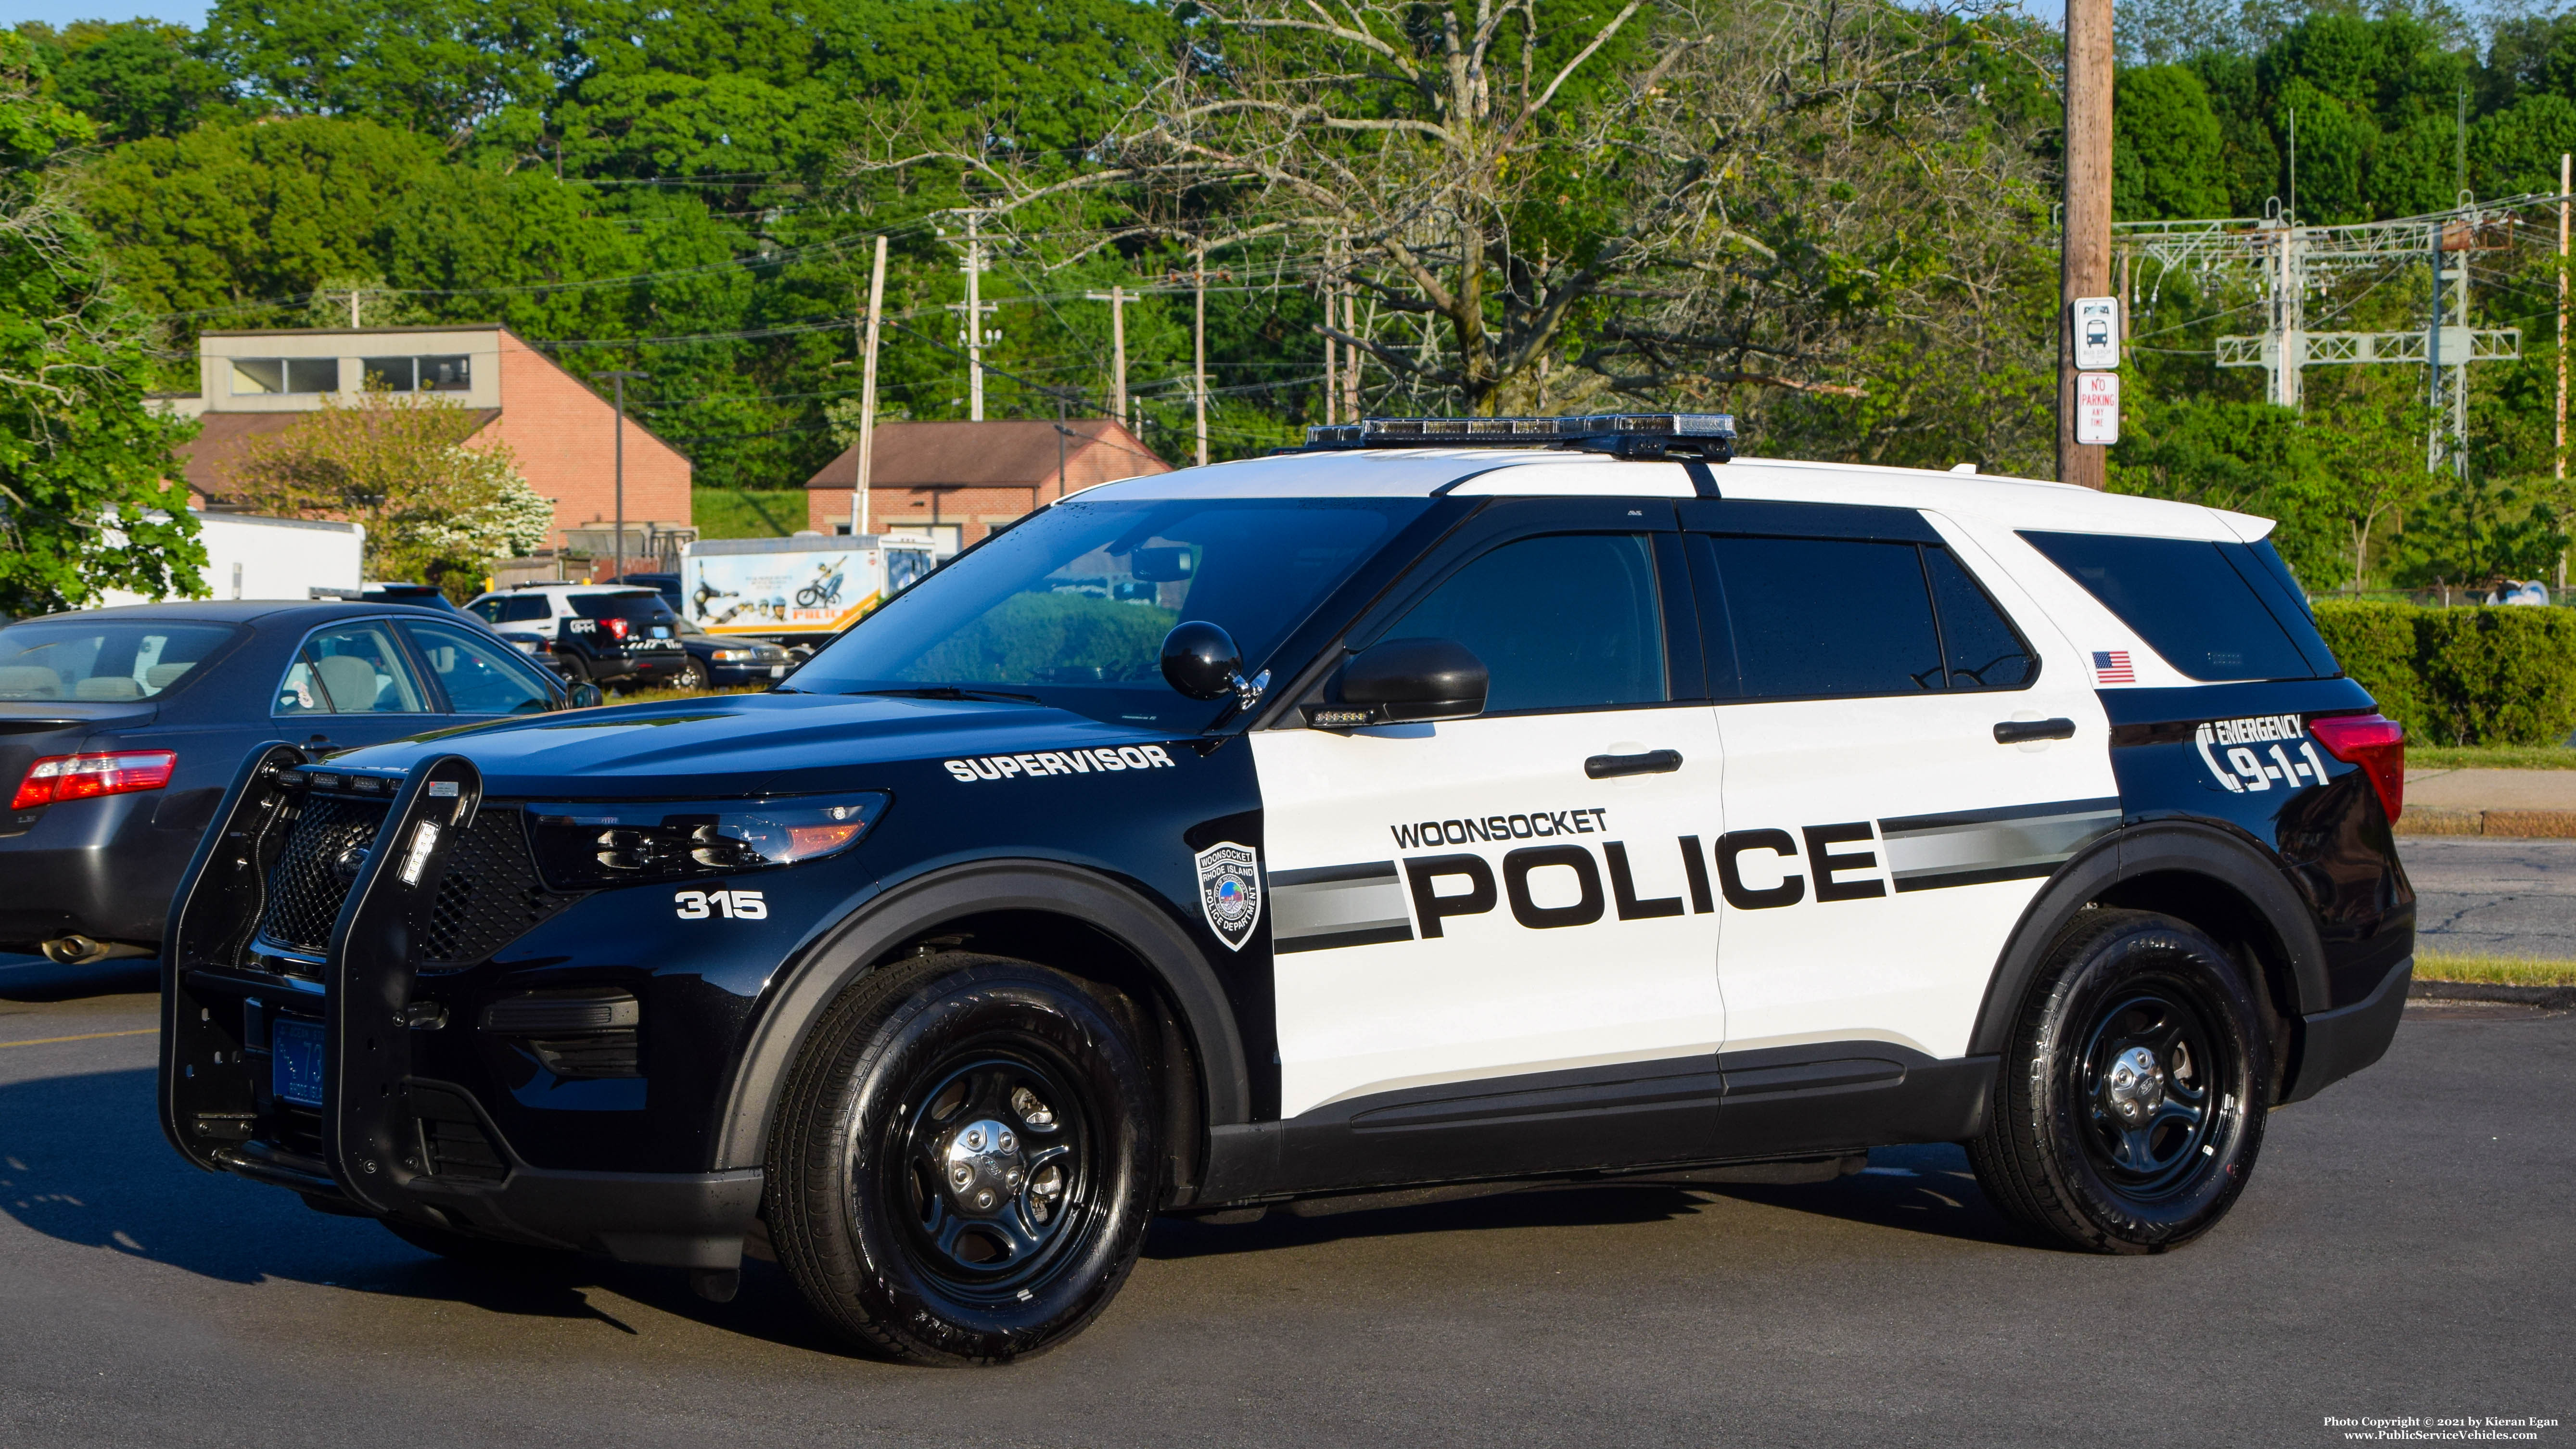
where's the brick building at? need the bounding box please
[802,419,1169,547]
[165,326,691,566]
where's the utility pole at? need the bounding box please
[959,210,989,421]
[1343,282,1361,421]
[348,289,361,329]
[2559,153,2569,591]
[1193,237,1209,468]
[854,235,887,539]
[2058,0,2115,489]
[599,370,648,582]
[1084,284,1128,424]
[1321,241,1339,425]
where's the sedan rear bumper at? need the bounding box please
[0,792,197,949]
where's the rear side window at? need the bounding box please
[1388,533,1667,712]
[572,593,680,630]
[2019,532,2331,681]
[1693,537,2031,699]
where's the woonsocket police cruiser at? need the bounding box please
[161,414,2414,1364]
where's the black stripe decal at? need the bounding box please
[1275,924,1416,954]
[1878,797,2123,836]
[1270,861,1401,889]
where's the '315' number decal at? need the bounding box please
[675,889,766,920]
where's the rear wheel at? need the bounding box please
[1969,908,2269,1254]
[766,953,1158,1364]
[678,657,713,690]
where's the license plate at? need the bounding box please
[272,1018,324,1107]
[769,664,785,677]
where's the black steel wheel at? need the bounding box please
[767,953,1157,1364]
[1969,908,2269,1254]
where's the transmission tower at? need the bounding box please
[2117,196,2540,473]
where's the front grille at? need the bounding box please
[255,796,390,953]
[421,809,566,966]
[408,1085,507,1182]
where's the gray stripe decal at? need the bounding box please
[1877,800,2120,892]
[1272,860,1414,949]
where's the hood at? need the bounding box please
[329,691,1177,799]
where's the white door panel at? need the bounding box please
[1256,708,1724,1118]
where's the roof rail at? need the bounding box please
[1301,413,1735,461]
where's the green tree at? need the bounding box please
[2115,66,2232,219]
[18,20,231,142]
[0,33,200,616]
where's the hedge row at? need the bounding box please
[2312,601,2576,747]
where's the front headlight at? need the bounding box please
[713,648,754,661]
[527,791,889,889]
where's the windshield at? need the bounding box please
[789,497,1427,728]
[0,621,241,702]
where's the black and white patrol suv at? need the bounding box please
[160,415,2413,1364]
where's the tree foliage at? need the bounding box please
[0,32,197,618]
[220,386,549,590]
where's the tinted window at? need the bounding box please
[0,622,237,701]
[1389,534,1666,712]
[2020,531,2325,681]
[1703,536,1944,698]
[570,592,680,628]
[1925,549,2035,688]
[278,622,428,714]
[498,596,551,623]
[402,621,553,715]
[792,497,1424,729]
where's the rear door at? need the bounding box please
[1254,500,1728,1176]
[1684,500,2117,1068]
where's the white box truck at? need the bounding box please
[682,534,942,647]
[94,510,365,607]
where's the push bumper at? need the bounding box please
[2280,955,2411,1104]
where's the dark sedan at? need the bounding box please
[0,600,596,965]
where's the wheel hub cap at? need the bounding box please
[2102,1045,2167,1126]
[940,1119,1024,1215]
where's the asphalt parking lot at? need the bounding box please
[1,845,2567,1448]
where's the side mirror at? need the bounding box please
[1313,637,1488,726]
[1160,621,1270,710]
[566,681,606,710]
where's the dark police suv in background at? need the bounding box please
[160,415,2412,1364]
[1,600,584,966]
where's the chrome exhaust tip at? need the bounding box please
[39,935,151,966]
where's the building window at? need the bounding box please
[361,355,472,393]
[230,358,341,395]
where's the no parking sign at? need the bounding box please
[2075,371,2119,446]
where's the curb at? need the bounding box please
[2397,808,2576,838]
[2410,979,2576,1010]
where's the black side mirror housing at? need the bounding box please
[1314,637,1488,726]
[565,682,606,710]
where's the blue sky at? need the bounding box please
[2,0,206,25]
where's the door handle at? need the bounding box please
[1585,749,1683,779]
[1993,718,2076,744]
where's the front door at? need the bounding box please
[1254,506,1728,1182]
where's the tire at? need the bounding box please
[766,952,1159,1365]
[678,657,712,690]
[1968,908,2270,1254]
[380,1217,579,1273]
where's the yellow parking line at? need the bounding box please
[0,1028,155,1049]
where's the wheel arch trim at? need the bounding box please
[1967,820,2331,1060]
[711,858,1251,1171]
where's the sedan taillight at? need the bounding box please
[10,751,179,810]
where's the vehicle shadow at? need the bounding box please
[0,1063,853,1356]
[1143,1141,2029,1259]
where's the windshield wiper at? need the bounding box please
[854,686,1043,704]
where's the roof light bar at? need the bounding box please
[1301,413,1736,461]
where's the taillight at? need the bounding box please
[2309,714,2404,822]
[603,618,630,641]
[11,750,179,811]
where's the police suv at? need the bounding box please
[160,415,2413,1364]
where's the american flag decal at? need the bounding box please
[2091,650,2136,684]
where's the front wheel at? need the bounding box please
[766,953,1159,1364]
[1968,908,2270,1254]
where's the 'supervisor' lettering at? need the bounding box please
[1391,808,1607,847]
[944,745,1176,782]
[1272,796,2121,953]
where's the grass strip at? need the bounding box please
[2409,745,2576,771]
[2415,951,2576,987]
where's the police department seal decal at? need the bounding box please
[1195,842,1261,952]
